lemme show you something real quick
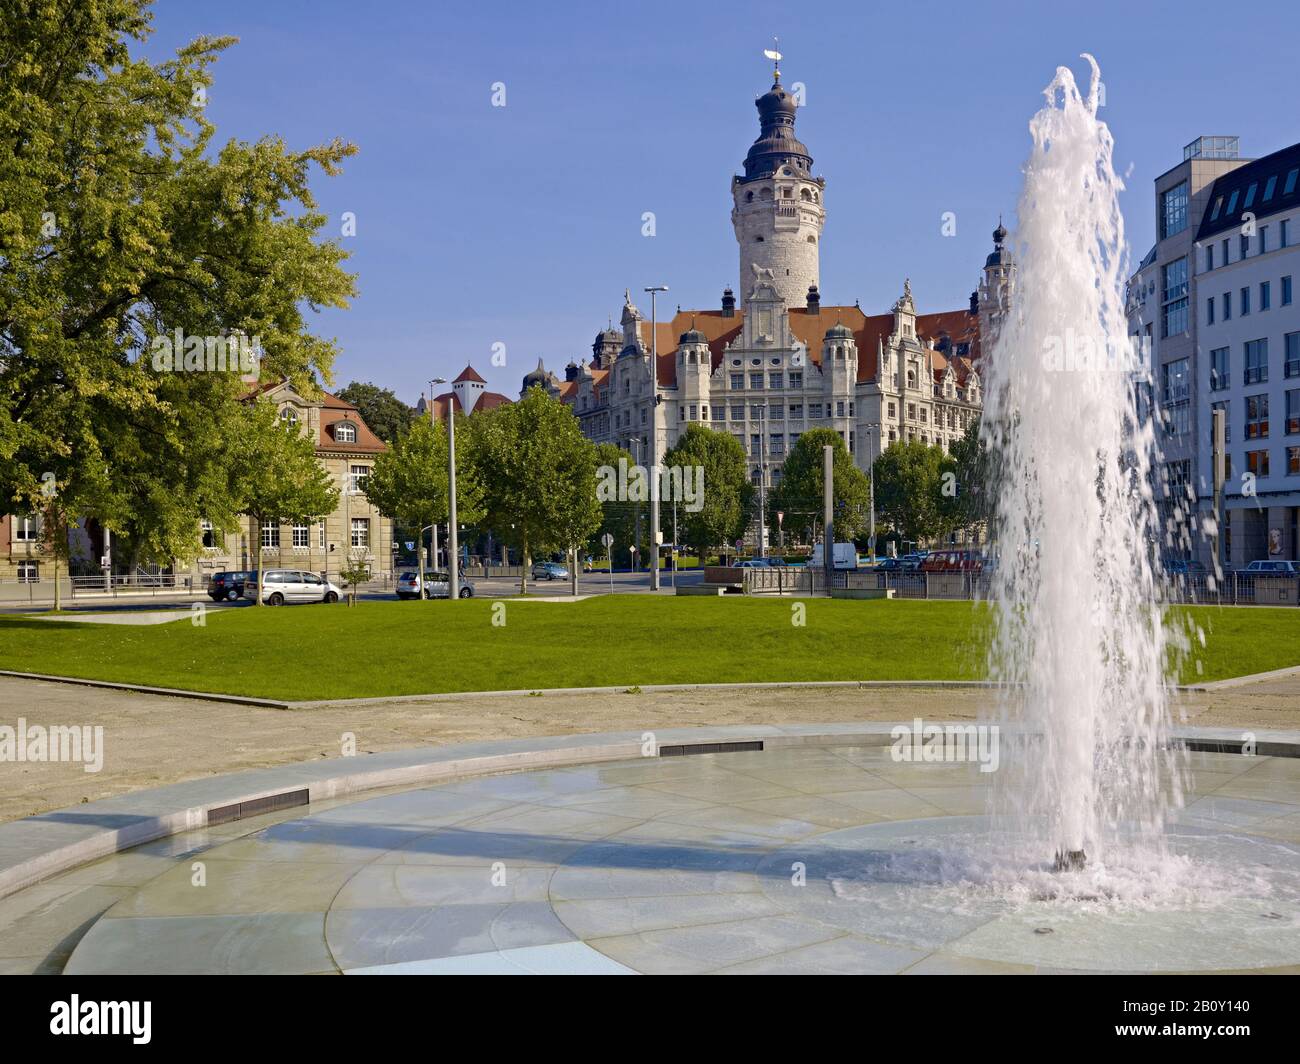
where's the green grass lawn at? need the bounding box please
[0,598,1296,701]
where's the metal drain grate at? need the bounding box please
[658,740,764,757]
[206,787,310,826]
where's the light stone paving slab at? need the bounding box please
[4,729,1299,975]
[345,941,636,975]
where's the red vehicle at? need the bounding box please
[920,549,984,573]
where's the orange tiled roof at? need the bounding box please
[318,390,388,453]
[431,390,512,419]
[628,304,980,388]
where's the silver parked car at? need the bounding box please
[396,570,475,599]
[243,569,342,605]
[1243,559,1299,574]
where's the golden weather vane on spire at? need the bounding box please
[763,38,782,83]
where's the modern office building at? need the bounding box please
[1195,143,1300,563]
[1128,136,1300,565]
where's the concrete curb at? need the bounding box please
[4,664,1298,708]
[0,669,290,708]
[1180,663,1300,692]
[1,721,1298,904]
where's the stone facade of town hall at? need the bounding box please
[522,64,1014,502]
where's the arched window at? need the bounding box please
[806,235,816,244]
[746,191,754,203]
[800,188,811,201]
[754,235,764,242]
[279,407,298,426]
[759,187,772,200]
[334,422,357,443]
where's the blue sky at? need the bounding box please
[142,0,1299,406]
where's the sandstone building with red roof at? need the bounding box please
[522,61,1016,508]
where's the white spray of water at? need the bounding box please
[981,56,1187,866]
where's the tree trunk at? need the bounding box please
[252,515,263,605]
[519,534,528,596]
[570,546,578,597]
[49,506,62,611]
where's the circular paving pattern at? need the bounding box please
[29,744,1300,974]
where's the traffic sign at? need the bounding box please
[601,533,614,549]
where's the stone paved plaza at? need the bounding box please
[4,741,1300,975]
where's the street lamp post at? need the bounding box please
[865,424,880,561]
[429,378,446,595]
[644,285,668,591]
[756,405,767,559]
[447,398,461,601]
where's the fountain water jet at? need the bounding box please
[980,55,1187,873]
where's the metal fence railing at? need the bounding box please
[739,567,1299,606]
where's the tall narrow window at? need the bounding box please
[1244,339,1269,385]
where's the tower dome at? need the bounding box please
[742,78,812,180]
[986,220,1010,267]
[824,322,854,340]
[679,323,708,345]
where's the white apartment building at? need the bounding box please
[1128,136,1300,566]
[1196,144,1300,563]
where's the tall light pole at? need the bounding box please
[428,378,445,587]
[447,391,461,601]
[865,424,879,561]
[756,404,767,558]
[644,285,668,591]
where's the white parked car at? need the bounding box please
[243,569,343,605]
[396,570,475,599]
[1242,559,1299,574]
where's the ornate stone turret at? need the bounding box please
[979,219,1016,350]
[730,55,825,310]
[592,323,622,369]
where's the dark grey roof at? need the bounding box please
[740,78,812,181]
[1195,141,1300,242]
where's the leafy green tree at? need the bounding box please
[338,382,416,444]
[944,416,989,543]
[0,1,355,568]
[237,400,339,604]
[769,428,871,543]
[363,417,481,588]
[469,387,601,594]
[337,550,371,608]
[590,442,642,570]
[872,438,955,545]
[660,425,753,560]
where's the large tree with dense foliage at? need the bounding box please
[768,428,871,544]
[660,424,752,560]
[363,416,481,583]
[468,386,601,594]
[237,399,338,604]
[944,416,989,542]
[0,0,355,569]
[337,381,415,444]
[589,441,642,569]
[872,438,956,545]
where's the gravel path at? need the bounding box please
[1,674,1295,823]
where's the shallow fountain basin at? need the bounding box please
[8,742,1293,974]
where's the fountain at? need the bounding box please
[5,56,1297,978]
[980,54,1186,880]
